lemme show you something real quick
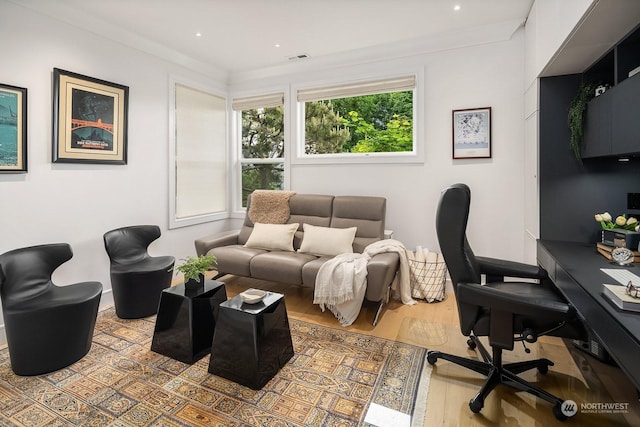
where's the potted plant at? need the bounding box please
[567,82,596,162]
[173,254,217,289]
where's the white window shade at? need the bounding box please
[297,76,415,102]
[232,93,284,111]
[173,83,227,224]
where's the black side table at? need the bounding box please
[151,280,226,364]
[208,290,294,390]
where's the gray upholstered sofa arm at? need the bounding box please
[195,230,241,257]
[366,252,400,302]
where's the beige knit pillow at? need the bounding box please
[298,223,357,256]
[244,222,299,251]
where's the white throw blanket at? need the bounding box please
[313,239,417,326]
[364,239,418,306]
[313,253,369,326]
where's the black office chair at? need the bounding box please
[428,183,587,421]
[103,225,175,319]
[0,243,102,376]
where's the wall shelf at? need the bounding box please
[584,23,640,87]
[582,23,640,158]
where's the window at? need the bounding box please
[169,81,227,228]
[233,93,285,207]
[296,75,418,162]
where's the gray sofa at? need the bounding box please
[194,193,399,325]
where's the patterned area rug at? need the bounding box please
[0,307,429,426]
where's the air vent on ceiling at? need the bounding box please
[288,54,309,61]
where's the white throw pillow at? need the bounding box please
[298,223,357,256]
[244,222,299,251]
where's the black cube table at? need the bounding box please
[208,290,294,390]
[151,280,226,364]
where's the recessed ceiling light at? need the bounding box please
[275,43,281,48]
[195,32,202,37]
[453,5,461,11]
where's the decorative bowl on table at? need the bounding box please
[239,289,267,304]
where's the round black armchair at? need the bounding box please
[103,225,175,319]
[0,243,103,376]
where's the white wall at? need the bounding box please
[232,31,529,260]
[0,1,233,335]
[526,0,594,85]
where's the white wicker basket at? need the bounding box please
[407,250,447,302]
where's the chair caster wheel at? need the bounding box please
[467,338,476,350]
[427,352,438,365]
[553,402,570,421]
[469,398,483,414]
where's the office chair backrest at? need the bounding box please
[104,225,161,265]
[0,243,72,308]
[436,183,482,332]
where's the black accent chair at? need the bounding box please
[427,183,586,421]
[103,225,175,319]
[0,243,102,376]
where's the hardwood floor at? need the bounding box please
[214,273,640,426]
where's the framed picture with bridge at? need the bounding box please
[52,68,128,164]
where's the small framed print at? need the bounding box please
[52,68,128,164]
[452,107,491,159]
[0,83,27,173]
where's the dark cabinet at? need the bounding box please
[580,23,640,159]
[612,74,640,155]
[582,74,640,158]
[582,91,611,158]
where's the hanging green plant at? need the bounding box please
[567,82,597,162]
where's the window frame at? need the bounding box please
[230,87,290,215]
[292,69,424,164]
[168,75,230,229]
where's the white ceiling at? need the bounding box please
[13,0,534,77]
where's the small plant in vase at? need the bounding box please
[174,254,217,289]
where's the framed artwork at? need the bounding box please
[452,107,491,159]
[0,83,27,173]
[52,68,128,164]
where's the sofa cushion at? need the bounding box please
[298,223,357,257]
[331,196,386,252]
[238,194,334,247]
[301,257,332,286]
[208,245,266,277]
[250,252,318,284]
[288,194,334,227]
[244,223,299,251]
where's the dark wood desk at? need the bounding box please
[537,240,640,390]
